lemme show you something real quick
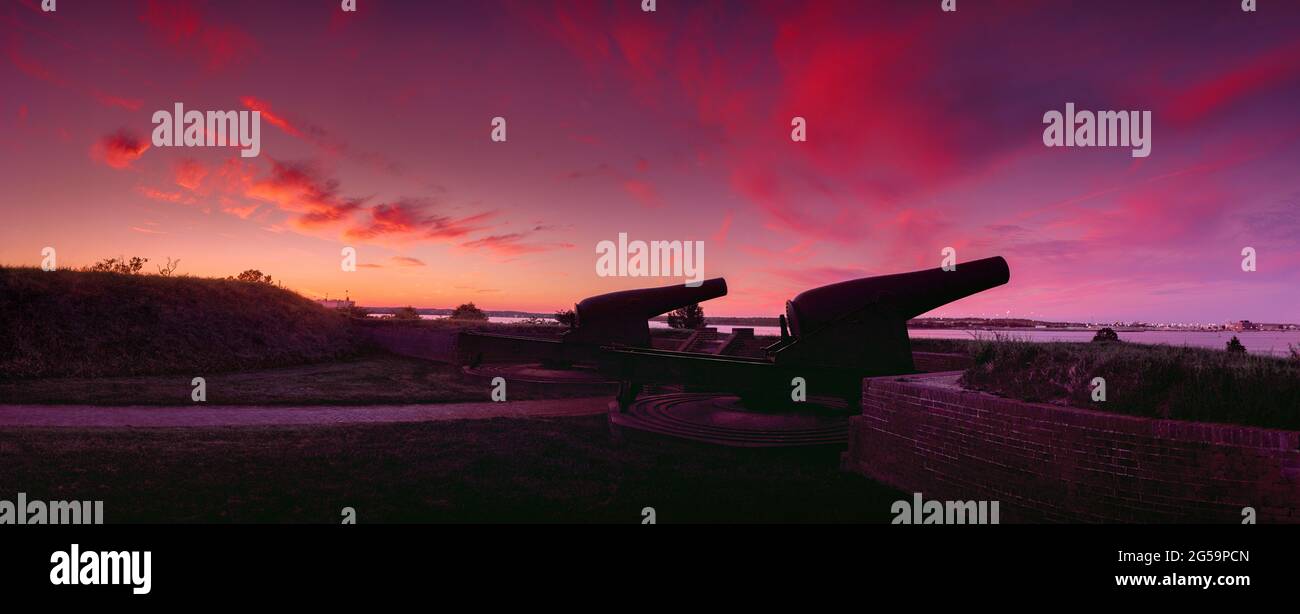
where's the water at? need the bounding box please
[405,315,1300,357]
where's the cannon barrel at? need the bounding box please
[576,278,727,322]
[601,258,1011,410]
[566,278,727,347]
[785,256,1009,337]
[458,278,728,366]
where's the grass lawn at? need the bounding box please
[962,338,1300,430]
[0,352,611,406]
[0,416,901,523]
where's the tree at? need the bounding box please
[667,303,706,329]
[1226,336,1247,354]
[554,309,577,328]
[1091,327,1120,343]
[450,302,488,321]
[392,306,422,320]
[83,256,148,275]
[231,269,274,284]
[156,257,181,277]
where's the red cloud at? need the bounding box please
[1167,40,1300,125]
[460,233,575,256]
[136,186,191,204]
[140,0,257,71]
[345,200,495,241]
[240,96,303,138]
[239,95,404,175]
[174,159,209,191]
[244,160,363,228]
[6,37,141,111]
[91,131,150,169]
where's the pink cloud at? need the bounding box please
[91,131,150,169]
[460,233,575,256]
[174,159,209,191]
[622,179,664,209]
[240,96,303,138]
[139,0,257,71]
[345,199,495,241]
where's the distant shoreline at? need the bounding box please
[359,307,1298,332]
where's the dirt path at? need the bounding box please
[0,397,611,428]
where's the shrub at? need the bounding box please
[83,256,148,275]
[450,302,488,321]
[554,309,578,328]
[156,257,181,276]
[667,303,706,329]
[392,306,422,321]
[1091,327,1120,342]
[231,269,274,284]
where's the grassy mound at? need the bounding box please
[0,267,361,378]
[960,338,1300,430]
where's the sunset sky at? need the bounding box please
[3,0,1298,322]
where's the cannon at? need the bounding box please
[601,257,1010,410]
[456,278,728,368]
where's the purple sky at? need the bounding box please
[2,0,1298,322]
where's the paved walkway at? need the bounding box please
[0,397,611,428]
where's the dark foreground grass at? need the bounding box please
[0,352,609,405]
[961,339,1300,430]
[0,417,900,523]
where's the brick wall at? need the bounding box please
[843,372,1300,523]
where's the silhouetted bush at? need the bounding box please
[231,269,274,284]
[392,306,422,320]
[1091,327,1120,342]
[450,302,488,321]
[554,309,577,328]
[83,256,148,275]
[667,303,706,329]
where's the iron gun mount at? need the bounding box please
[602,257,1011,410]
[457,278,728,368]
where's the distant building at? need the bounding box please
[1228,320,1259,332]
[317,299,354,310]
